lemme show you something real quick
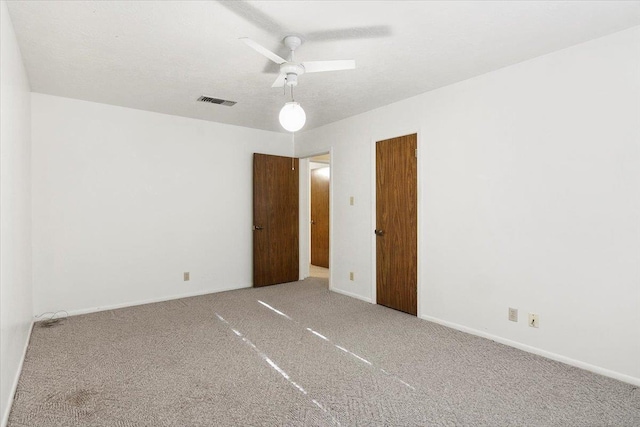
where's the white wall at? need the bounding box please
[31,94,292,315]
[295,26,640,384]
[310,162,329,170]
[299,158,310,280]
[0,1,33,424]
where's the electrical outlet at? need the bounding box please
[528,313,539,328]
[508,308,518,322]
[184,272,190,281]
[350,196,355,206]
[349,272,354,281]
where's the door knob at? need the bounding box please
[374,229,385,236]
[253,225,264,231]
[310,220,316,225]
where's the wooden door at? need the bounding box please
[311,167,330,268]
[376,134,417,315]
[253,153,299,287]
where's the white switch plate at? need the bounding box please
[349,272,354,281]
[529,313,539,328]
[184,272,190,281]
[508,308,518,322]
[349,196,355,206]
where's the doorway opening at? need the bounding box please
[301,153,331,282]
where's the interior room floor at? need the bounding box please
[309,264,329,279]
[8,278,640,426]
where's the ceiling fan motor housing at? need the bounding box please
[280,63,305,86]
[285,73,298,87]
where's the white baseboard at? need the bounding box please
[2,320,34,427]
[60,284,252,318]
[330,286,373,304]
[420,314,640,387]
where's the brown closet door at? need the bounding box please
[311,167,330,268]
[376,134,417,315]
[253,153,299,287]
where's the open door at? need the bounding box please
[311,167,330,268]
[375,134,417,315]
[253,153,299,287]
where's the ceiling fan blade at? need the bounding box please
[240,38,287,65]
[271,74,286,88]
[305,26,392,41]
[218,0,284,35]
[220,1,390,43]
[302,60,356,73]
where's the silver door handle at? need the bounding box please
[374,229,384,236]
[253,225,264,231]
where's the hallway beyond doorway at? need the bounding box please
[309,264,329,279]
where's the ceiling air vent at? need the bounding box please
[197,96,236,107]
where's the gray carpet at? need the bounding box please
[8,278,640,426]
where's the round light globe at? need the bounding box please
[279,102,306,132]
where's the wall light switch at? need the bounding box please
[349,272,354,281]
[508,308,518,322]
[350,196,355,206]
[184,272,190,281]
[529,313,539,328]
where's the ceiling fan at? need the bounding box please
[221,0,387,132]
[241,35,356,88]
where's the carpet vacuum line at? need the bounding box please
[214,313,342,426]
[257,300,416,391]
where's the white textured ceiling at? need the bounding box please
[6,1,640,132]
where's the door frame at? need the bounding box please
[299,147,334,290]
[370,130,423,317]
